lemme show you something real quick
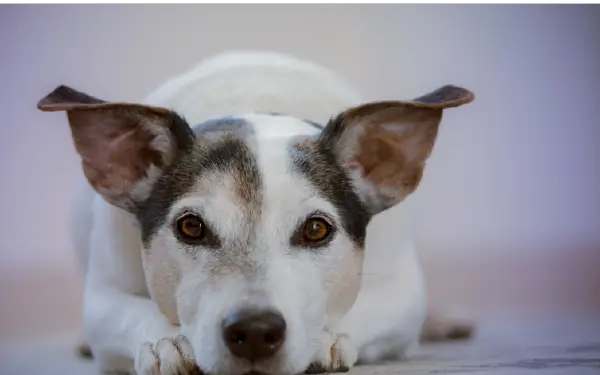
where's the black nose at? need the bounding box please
[222,308,286,361]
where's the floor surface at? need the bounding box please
[2,315,599,375]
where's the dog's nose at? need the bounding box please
[222,308,286,361]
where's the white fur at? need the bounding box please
[73,51,428,374]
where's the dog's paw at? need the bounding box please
[305,331,357,374]
[134,335,201,375]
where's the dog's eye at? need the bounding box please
[176,214,205,242]
[291,213,336,248]
[300,217,333,245]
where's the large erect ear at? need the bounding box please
[38,85,194,212]
[319,85,474,215]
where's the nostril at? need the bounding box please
[222,308,287,361]
[227,329,248,345]
[264,329,283,344]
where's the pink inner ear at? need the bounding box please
[346,113,438,208]
[67,109,168,210]
[365,161,406,189]
[354,131,407,183]
[331,88,471,213]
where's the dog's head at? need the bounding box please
[38,84,473,375]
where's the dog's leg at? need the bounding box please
[83,283,200,375]
[82,200,201,375]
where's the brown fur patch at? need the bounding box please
[37,85,194,212]
[192,118,259,215]
[350,105,440,199]
[320,85,474,213]
[291,137,371,247]
[139,136,262,246]
[68,107,169,208]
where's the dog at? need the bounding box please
[37,51,475,375]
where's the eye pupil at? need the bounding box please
[177,214,204,240]
[303,218,330,242]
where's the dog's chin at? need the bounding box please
[199,357,307,375]
[206,368,302,375]
[240,370,305,375]
[227,362,307,375]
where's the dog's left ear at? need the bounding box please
[37,85,194,213]
[320,85,474,215]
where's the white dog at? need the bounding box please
[38,51,475,375]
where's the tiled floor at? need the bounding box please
[2,315,599,375]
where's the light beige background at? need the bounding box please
[1,5,599,342]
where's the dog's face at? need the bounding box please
[138,114,371,375]
[38,85,473,375]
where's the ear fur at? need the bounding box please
[37,85,194,212]
[320,85,474,214]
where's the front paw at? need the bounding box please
[134,335,201,375]
[305,331,357,374]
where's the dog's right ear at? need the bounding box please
[319,85,474,215]
[38,85,195,212]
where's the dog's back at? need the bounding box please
[144,51,364,128]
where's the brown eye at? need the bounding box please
[302,217,332,243]
[176,214,204,241]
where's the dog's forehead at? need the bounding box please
[138,114,370,247]
[192,113,322,138]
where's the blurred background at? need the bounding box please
[1,4,599,345]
